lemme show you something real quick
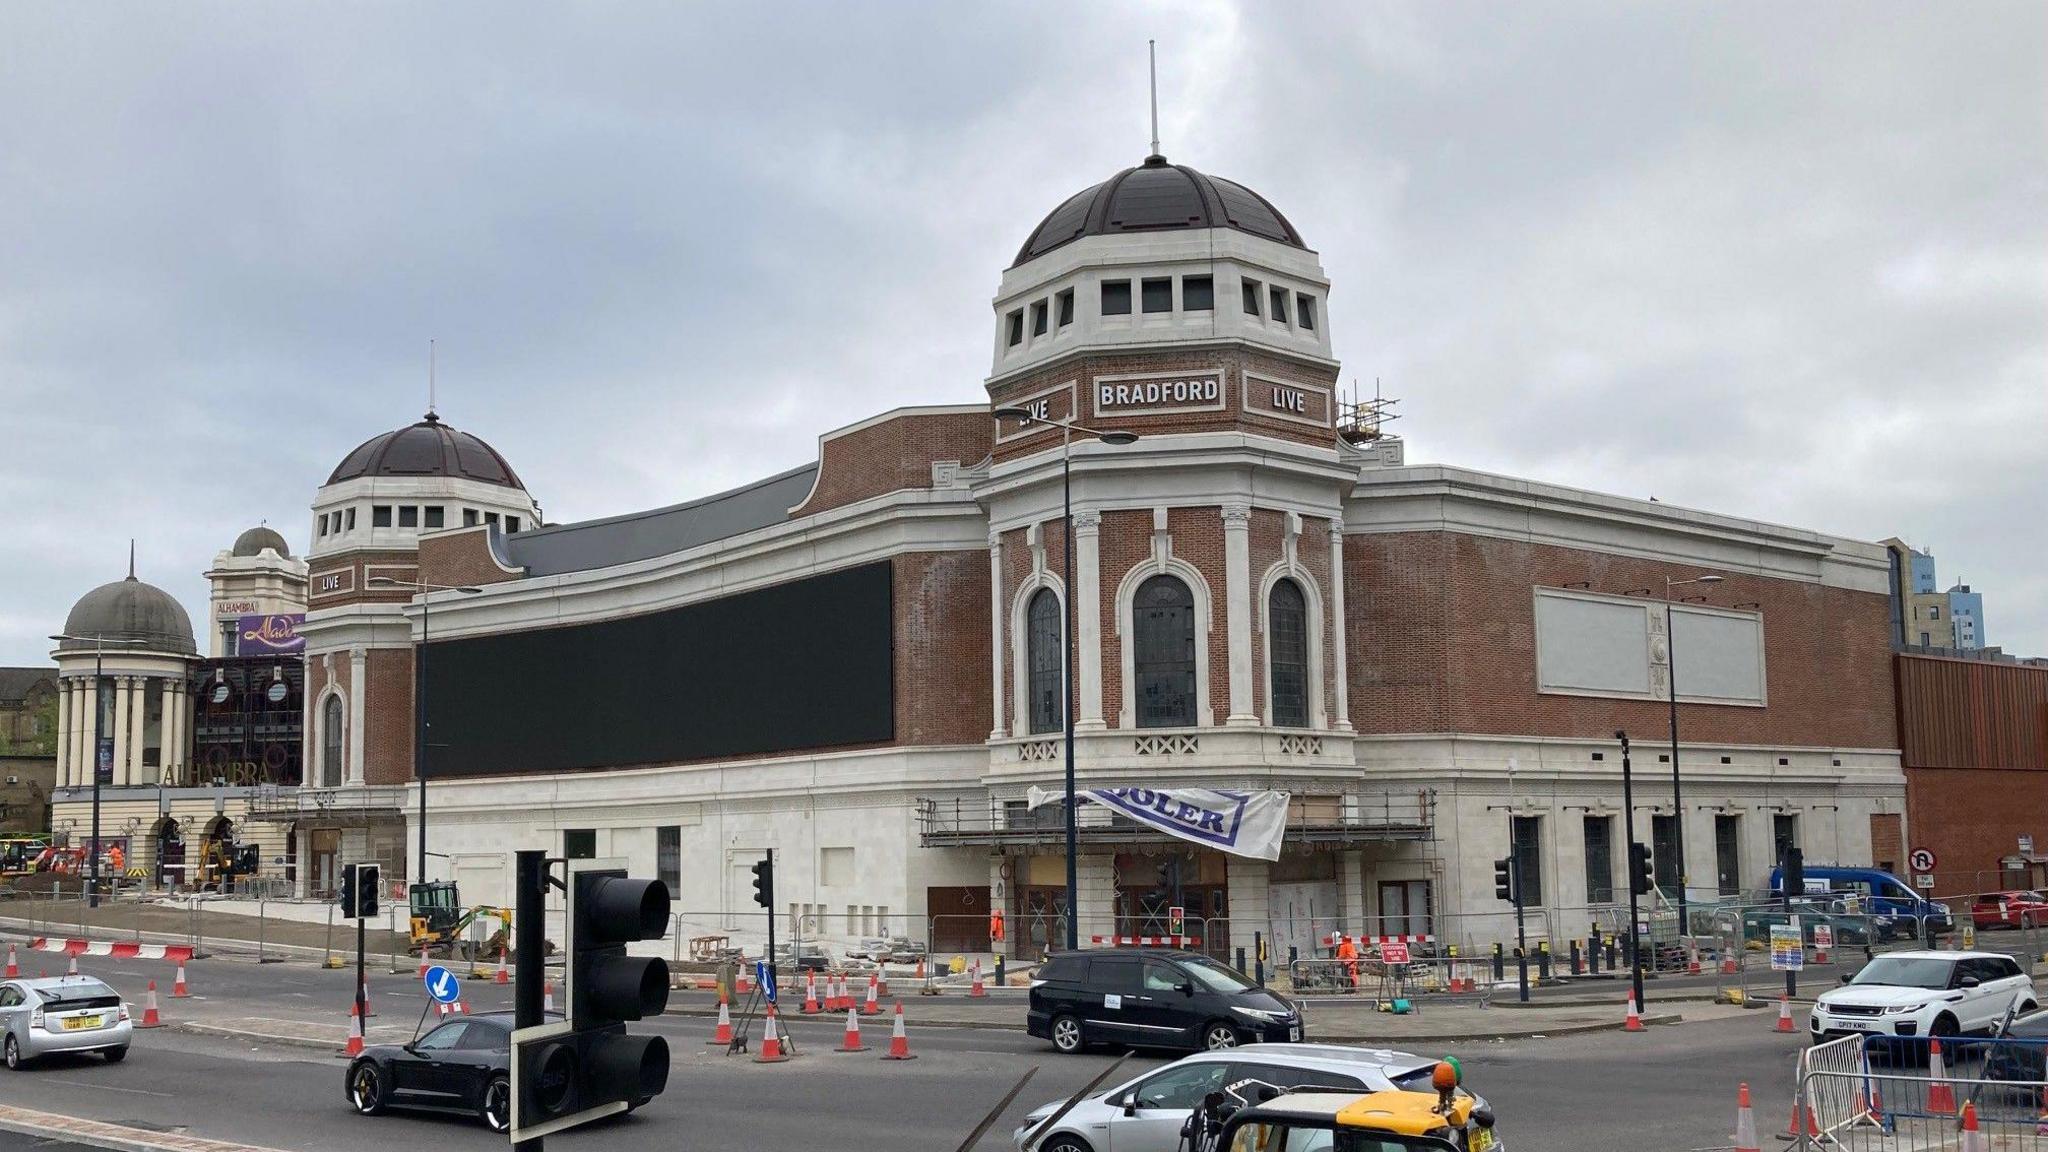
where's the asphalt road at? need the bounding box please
[0,969,1811,1151]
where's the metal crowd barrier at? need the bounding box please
[1799,1033,2048,1150]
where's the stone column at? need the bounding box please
[1226,856,1271,960]
[127,677,147,786]
[1222,504,1257,725]
[54,679,71,787]
[162,679,186,787]
[347,648,367,784]
[1336,850,1367,935]
[71,679,90,787]
[1073,510,1104,730]
[112,677,134,787]
[988,531,1006,741]
[1328,517,1352,731]
[1075,854,1116,944]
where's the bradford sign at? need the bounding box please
[1094,372,1225,416]
[236,614,306,654]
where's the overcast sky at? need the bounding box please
[2,2,2043,668]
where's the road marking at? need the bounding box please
[46,1079,173,1098]
[0,1102,290,1152]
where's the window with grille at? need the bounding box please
[1583,815,1615,902]
[563,829,596,860]
[1773,813,1799,864]
[657,826,680,898]
[1268,579,1308,727]
[1026,588,1063,734]
[1133,576,1197,728]
[1651,814,1680,893]
[1511,816,1544,906]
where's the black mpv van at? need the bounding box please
[1027,948,1303,1053]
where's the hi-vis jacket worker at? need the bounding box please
[1335,935,1360,988]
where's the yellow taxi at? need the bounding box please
[1210,1061,1501,1152]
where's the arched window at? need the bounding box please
[1133,575,1197,728]
[321,696,343,787]
[1268,579,1309,727]
[1026,588,1064,734]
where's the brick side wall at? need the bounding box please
[895,550,992,746]
[306,549,419,611]
[362,648,415,785]
[1345,531,1897,748]
[792,410,992,518]
[417,529,523,590]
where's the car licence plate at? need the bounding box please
[1289,1025,1301,1042]
[1835,1020,1867,1031]
[1470,1126,1496,1152]
[62,1015,102,1031]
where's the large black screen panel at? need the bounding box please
[423,560,895,776]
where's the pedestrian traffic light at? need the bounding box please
[1629,842,1654,896]
[751,855,774,909]
[511,864,671,1142]
[1493,857,1517,904]
[339,862,379,920]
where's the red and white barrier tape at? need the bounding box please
[27,938,195,963]
[1090,935,1202,947]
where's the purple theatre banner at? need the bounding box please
[237,613,306,654]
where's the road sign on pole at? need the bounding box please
[755,959,777,1005]
[1381,940,1411,965]
[424,964,462,1005]
[1769,923,1804,971]
[1909,848,1937,873]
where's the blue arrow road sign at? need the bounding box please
[756,960,777,1005]
[424,964,461,1005]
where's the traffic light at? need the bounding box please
[1629,842,1654,896]
[751,855,774,909]
[511,864,671,1141]
[1493,858,1517,904]
[339,862,379,919]
[1782,846,1804,898]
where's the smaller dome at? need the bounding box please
[327,412,525,489]
[62,575,196,656]
[232,526,291,558]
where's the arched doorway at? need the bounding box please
[200,816,234,891]
[154,818,184,890]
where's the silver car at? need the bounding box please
[1012,1043,1482,1152]
[0,976,134,1068]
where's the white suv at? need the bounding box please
[1811,950,2037,1044]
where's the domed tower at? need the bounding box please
[988,151,1336,457]
[50,557,200,797]
[204,525,308,656]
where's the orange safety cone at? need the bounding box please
[1721,953,1739,976]
[707,988,735,1046]
[1775,995,1796,1033]
[969,960,987,999]
[1928,1036,1957,1114]
[1624,993,1644,1032]
[544,979,556,1012]
[1960,1101,1987,1152]
[495,942,510,985]
[863,973,881,1016]
[1732,1083,1759,1152]
[1782,1098,1820,1140]
[879,1000,916,1060]
[171,962,190,998]
[754,1006,790,1063]
[837,1006,869,1052]
[344,1001,365,1057]
[801,970,822,1015]
[418,957,430,980]
[914,957,925,981]
[66,954,78,977]
[737,968,753,996]
[4,943,16,978]
[137,980,165,1029]
[877,973,889,998]
[360,978,373,1018]
[834,974,850,1013]
[1687,946,1702,976]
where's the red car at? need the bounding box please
[1971,891,2048,930]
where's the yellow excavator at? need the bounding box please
[407,881,515,959]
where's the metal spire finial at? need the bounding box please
[426,338,438,422]
[1147,40,1161,160]
[127,539,135,580]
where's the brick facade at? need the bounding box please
[1343,531,1897,748]
[417,527,524,589]
[306,549,419,610]
[791,409,992,518]
[1897,652,2048,893]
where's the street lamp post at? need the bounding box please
[368,577,482,886]
[991,407,1138,951]
[1662,573,1723,946]
[1617,730,1645,1011]
[50,633,108,908]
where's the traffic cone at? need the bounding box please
[1732,1083,1758,1152]
[877,973,889,998]
[801,970,822,1014]
[1928,1037,1957,1114]
[833,974,849,1012]
[344,1001,365,1057]
[361,978,373,1018]
[1782,1098,1820,1140]
[495,942,510,985]
[879,1001,916,1060]
[418,957,429,980]
[1721,953,1739,976]
[4,943,16,978]
[1960,1101,1987,1152]
[837,1006,869,1052]
[969,960,987,998]
[171,962,189,997]
[863,973,881,1016]
[544,980,555,1012]
[137,981,165,1029]
[1624,993,1644,1032]
[754,1006,789,1063]
[914,957,925,981]
[1775,995,1795,1033]
[707,988,735,1046]
[737,968,753,996]
[66,954,78,977]
[1687,946,1702,976]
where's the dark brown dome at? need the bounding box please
[327,412,524,489]
[1013,154,1307,268]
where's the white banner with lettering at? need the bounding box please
[1026,786,1292,861]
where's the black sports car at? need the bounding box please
[346,1011,549,1132]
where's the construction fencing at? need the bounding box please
[1797,1034,2048,1150]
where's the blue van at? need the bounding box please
[1768,865,1952,939]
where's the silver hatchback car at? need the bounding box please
[0,976,133,1068]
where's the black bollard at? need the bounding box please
[1492,942,1504,982]
[1237,946,1248,974]
[1569,938,1582,976]
[1538,941,1552,983]
[995,955,1006,986]
[1254,931,1266,987]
